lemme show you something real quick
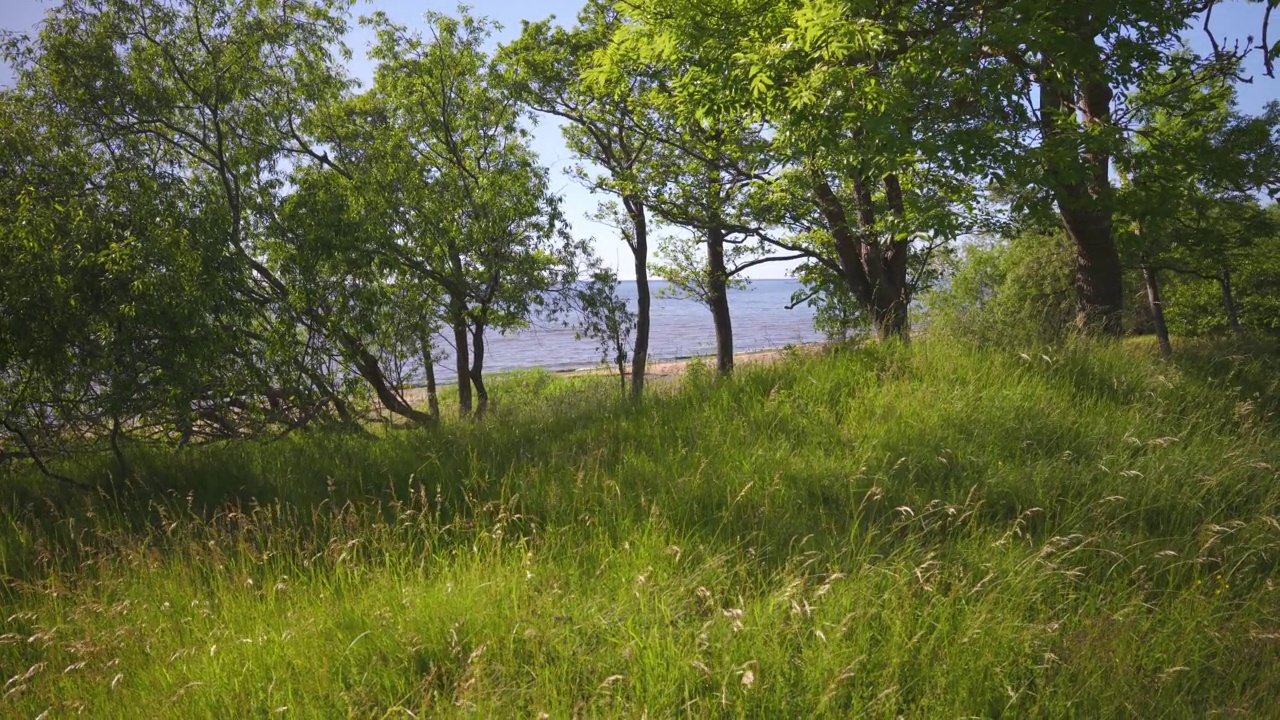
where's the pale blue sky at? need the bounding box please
[3,0,1277,279]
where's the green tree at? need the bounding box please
[339,9,583,416]
[593,0,1271,337]
[501,1,660,399]
[1116,52,1280,350]
[1,0,361,478]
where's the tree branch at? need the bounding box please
[0,420,90,490]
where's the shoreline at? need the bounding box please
[559,342,827,379]
[393,342,827,407]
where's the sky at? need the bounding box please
[3,0,1278,279]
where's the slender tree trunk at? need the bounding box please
[1040,56,1124,336]
[706,226,734,376]
[616,352,626,399]
[1219,264,1243,338]
[1142,261,1172,358]
[470,320,489,417]
[449,295,472,417]
[109,415,129,480]
[626,196,650,402]
[343,333,435,426]
[420,336,440,422]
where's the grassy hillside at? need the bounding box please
[2,339,1279,717]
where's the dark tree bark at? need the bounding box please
[878,174,911,339]
[343,333,435,426]
[1142,261,1172,358]
[470,320,489,417]
[706,225,734,376]
[109,415,129,480]
[420,336,440,422]
[1219,264,1243,338]
[1039,56,1124,336]
[625,195,650,401]
[449,295,473,417]
[810,174,910,339]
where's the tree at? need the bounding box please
[561,267,636,398]
[1116,52,1280,351]
[1,0,364,478]
[595,0,1274,337]
[501,1,659,399]
[590,0,1018,339]
[643,116,802,373]
[344,9,583,417]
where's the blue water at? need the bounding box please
[465,279,823,373]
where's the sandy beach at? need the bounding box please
[394,343,827,408]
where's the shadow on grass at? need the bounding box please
[2,337,1278,595]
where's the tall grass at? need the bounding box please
[2,338,1279,716]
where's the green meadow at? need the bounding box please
[3,338,1279,717]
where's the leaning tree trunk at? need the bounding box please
[470,320,489,417]
[1219,264,1243,338]
[1040,57,1124,336]
[706,225,734,376]
[1141,261,1172,358]
[625,195,650,401]
[341,331,436,425]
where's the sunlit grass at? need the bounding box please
[2,337,1279,716]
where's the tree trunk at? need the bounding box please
[449,295,472,417]
[420,336,440,422]
[1066,209,1124,335]
[470,320,489,417]
[109,415,129,480]
[706,226,734,376]
[877,174,911,339]
[810,174,910,340]
[626,195,650,402]
[1142,262,1172,358]
[340,330,435,426]
[1039,57,1124,336]
[292,357,354,426]
[1219,264,1243,338]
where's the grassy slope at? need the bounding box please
[2,339,1279,717]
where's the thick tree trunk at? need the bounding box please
[1219,264,1243,338]
[878,174,911,339]
[449,295,472,417]
[470,321,489,417]
[420,336,440,422]
[1142,262,1172,358]
[706,226,734,376]
[811,174,910,340]
[1065,209,1124,335]
[626,195,650,401]
[1040,59,1124,336]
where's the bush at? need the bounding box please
[1162,232,1280,339]
[924,230,1077,345]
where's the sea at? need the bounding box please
[463,279,824,373]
